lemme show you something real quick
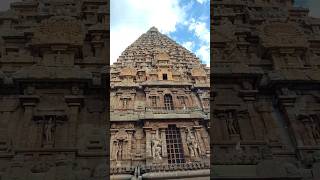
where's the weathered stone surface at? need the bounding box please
[212,0,320,179]
[0,0,108,179]
[110,27,210,179]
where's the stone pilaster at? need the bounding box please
[200,126,210,155]
[126,129,134,160]
[65,95,83,148]
[180,127,189,157]
[160,129,167,158]
[110,129,117,161]
[144,128,152,158]
[19,95,39,148]
[194,126,206,156]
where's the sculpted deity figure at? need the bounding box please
[301,115,320,145]
[187,129,201,157]
[151,130,162,161]
[311,116,320,140]
[44,117,55,144]
[226,111,239,135]
[115,140,123,162]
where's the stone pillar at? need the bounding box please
[65,96,83,148]
[145,94,150,108]
[0,111,10,150]
[247,102,264,140]
[159,94,164,108]
[69,105,79,147]
[126,129,134,160]
[19,95,39,148]
[160,129,167,158]
[258,102,281,144]
[200,126,210,155]
[180,127,189,157]
[172,93,179,108]
[144,128,152,158]
[110,130,116,161]
[134,129,143,158]
[194,126,206,156]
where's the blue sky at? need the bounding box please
[111,0,210,66]
[294,0,320,17]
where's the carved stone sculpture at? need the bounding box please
[187,129,201,158]
[44,117,55,144]
[226,111,239,135]
[151,131,162,161]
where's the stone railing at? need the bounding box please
[110,161,210,175]
[110,166,135,175]
[142,161,210,173]
[145,106,203,114]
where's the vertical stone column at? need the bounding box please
[126,129,134,160]
[160,129,167,158]
[159,94,164,108]
[258,102,281,144]
[144,128,152,158]
[69,105,79,147]
[134,129,143,158]
[145,94,150,108]
[200,126,210,155]
[19,96,39,148]
[110,130,117,161]
[0,111,11,151]
[65,96,83,148]
[180,127,189,157]
[1,111,10,132]
[194,126,206,156]
[247,102,264,140]
[172,93,179,108]
[24,106,33,148]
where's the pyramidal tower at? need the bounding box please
[110,27,210,179]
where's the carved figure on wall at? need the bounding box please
[226,111,239,135]
[280,87,296,96]
[187,133,195,157]
[311,116,320,140]
[151,130,162,161]
[300,114,320,145]
[115,140,124,161]
[187,129,201,157]
[44,117,55,144]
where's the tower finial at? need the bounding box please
[149,26,158,32]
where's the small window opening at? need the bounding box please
[163,74,168,80]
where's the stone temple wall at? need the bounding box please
[212,0,320,179]
[110,27,210,179]
[0,0,109,179]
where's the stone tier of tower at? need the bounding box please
[0,0,108,179]
[212,0,320,179]
[110,27,210,179]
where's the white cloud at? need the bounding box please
[110,0,187,64]
[196,0,208,4]
[196,45,210,66]
[111,0,210,66]
[182,41,194,51]
[188,18,210,44]
[187,18,210,66]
